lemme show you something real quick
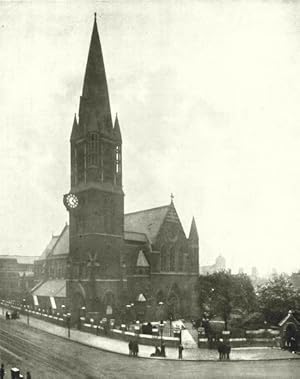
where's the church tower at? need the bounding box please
[64,15,124,316]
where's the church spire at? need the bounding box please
[79,14,112,131]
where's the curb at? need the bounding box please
[2,313,300,363]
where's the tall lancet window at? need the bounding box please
[77,144,85,183]
[87,133,99,167]
[115,145,121,185]
[115,145,121,173]
[103,143,113,182]
[170,245,176,271]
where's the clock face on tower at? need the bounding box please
[64,193,79,210]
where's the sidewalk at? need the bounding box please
[1,310,299,361]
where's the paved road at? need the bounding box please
[0,318,299,379]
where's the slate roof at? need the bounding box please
[51,225,69,256]
[124,205,169,244]
[39,204,173,258]
[32,279,66,298]
[39,235,59,260]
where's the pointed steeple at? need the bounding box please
[189,217,198,241]
[113,113,122,141]
[79,14,112,131]
[70,114,79,141]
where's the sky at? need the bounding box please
[0,0,300,276]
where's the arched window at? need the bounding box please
[170,245,176,271]
[115,145,121,173]
[161,245,167,271]
[77,145,85,183]
[103,142,113,182]
[178,248,184,271]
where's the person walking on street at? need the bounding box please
[133,340,139,357]
[0,363,4,379]
[26,372,31,379]
[128,340,133,356]
[178,343,184,359]
[161,341,166,357]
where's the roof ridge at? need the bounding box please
[49,224,68,256]
[125,204,169,216]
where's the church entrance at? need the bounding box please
[166,291,180,320]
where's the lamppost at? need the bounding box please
[125,304,132,329]
[61,304,66,317]
[77,306,86,330]
[22,298,29,325]
[159,320,164,349]
[90,318,94,334]
[26,305,29,325]
[66,312,71,338]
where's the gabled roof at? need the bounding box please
[39,225,68,260]
[39,235,60,260]
[124,205,169,244]
[51,225,69,256]
[136,293,146,302]
[279,311,300,327]
[136,250,149,267]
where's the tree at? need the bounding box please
[196,271,257,330]
[257,274,300,325]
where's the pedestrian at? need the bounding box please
[128,340,133,356]
[161,341,166,357]
[0,363,4,379]
[178,343,184,359]
[290,337,297,354]
[26,372,31,379]
[150,345,161,357]
[133,340,139,357]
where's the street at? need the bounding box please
[0,318,299,378]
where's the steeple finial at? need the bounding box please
[170,193,174,203]
[189,217,199,240]
[113,113,122,141]
[94,12,97,21]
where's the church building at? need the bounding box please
[32,15,199,322]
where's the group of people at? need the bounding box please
[0,363,31,378]
[150,342,166,357]
[5,310,19,320]
[217,341,231,360]
[128,340,139,357]
[150,342,184,359]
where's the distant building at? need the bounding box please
[0,255,37,300]
[291,272,300,290]
[199,255,226,275]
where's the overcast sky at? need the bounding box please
[1,0,300,276]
